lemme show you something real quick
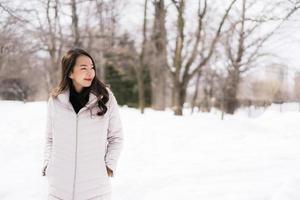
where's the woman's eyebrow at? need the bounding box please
[79,64,93,67]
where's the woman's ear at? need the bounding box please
[69,73,73,79]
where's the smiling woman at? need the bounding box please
[69,55,96,93]
[42,48,124,200]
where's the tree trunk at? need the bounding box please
[149,0,167,110]
[71,0,81,47]
[191,69,201,113]
[173,79,187,115]
[136,0,149,114]
[224,69,239,114]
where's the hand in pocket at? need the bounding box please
[42,165,47,176]
[106,166,113,177]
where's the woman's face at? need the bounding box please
[69,55,95,92]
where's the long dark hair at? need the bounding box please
[51,48,109,116]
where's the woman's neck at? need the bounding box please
[71,81,83,93]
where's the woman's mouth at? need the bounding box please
[84,78,92,81]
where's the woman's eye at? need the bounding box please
[81,67,94,70]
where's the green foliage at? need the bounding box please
[105,64,138,107]
[105,64,152,108]
[104,32,152,108]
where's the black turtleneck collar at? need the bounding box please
[69,84,91,114]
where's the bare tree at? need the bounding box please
[0,1,32,74]
[200,67,219,112]
[221,0,300,114]
[0,0,127,101]
[147,0,169,110]
[0,7,42,100]
[0,1,30,23]
[92,0,122,81]
[190,68,202,114]
[168,0,237,115]
[135,0,149,113]
[34,0,64,93]
[70,0,82,47]
[294,71,300,111]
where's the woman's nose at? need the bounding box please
[87,69,94,76]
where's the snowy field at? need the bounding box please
[0,101,300,200]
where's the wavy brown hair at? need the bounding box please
[51,48,109,116]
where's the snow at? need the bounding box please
[0,100,300,200]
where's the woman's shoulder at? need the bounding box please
[47,93,57,105]
[46,93,62,109]
[105,85,112,93]
[47,95,54,104]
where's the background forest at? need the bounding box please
[1,0,300,116]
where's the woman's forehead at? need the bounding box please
[76,55,93,65]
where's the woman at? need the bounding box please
[42,48,124,200]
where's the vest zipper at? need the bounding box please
[72,114,79,200]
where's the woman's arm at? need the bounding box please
[42,97,54,176]
[105,90,124,177]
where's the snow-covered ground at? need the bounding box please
[0,101,300,200]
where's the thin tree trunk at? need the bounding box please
[137,0,148,114]
[170,0,237,115]
[150,0,167,110]
[191,69,202,114]
[71,0,81,47]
